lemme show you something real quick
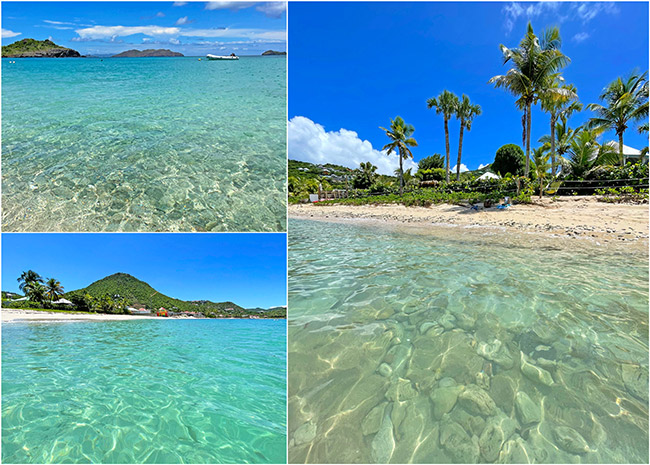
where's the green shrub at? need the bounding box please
[418,154,445,171]
[417,168,446,181]
[492,144,525,177]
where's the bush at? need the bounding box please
[418,154,445,171]
[492,144,526,177]
[417,168,446,182]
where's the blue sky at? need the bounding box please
[2,1,286,56]
[288,2,649,174]
[2,233,287,308]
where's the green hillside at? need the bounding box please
[66,273,245,314]
[2,38,81,58]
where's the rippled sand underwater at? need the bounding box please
[2,57,286,232]
[2,319,287,464]
[288,219,649,463]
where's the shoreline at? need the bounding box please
[289,196,649,253]
[1,309,286,322]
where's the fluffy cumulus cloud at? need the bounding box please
[255,2,286,18]
[289,116,417,176]
[450,164,470,173]
[2,28,21,38]
[73,25,285,42]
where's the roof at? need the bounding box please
[605,141,641,156]
[478,172,500,180]
[52,298,73,305]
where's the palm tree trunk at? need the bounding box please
[444,118,450,183]
[619,132,624,167]
[550,115,556,176]
[457,122,465,181]
[522,111,527,152]
[539,177,543,199]
[525,101,532,177]
[399,151,404,195]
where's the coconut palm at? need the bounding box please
[45,278,64,303]
[454,95,482,181]
[26,282,47,304]
[540,82,582,175]
[427,90,459,182]
[587,71,648,166]
[532,147,551,199]
[380,116,418,195]
[562,129,619,178]
[17,270,44,294]
[539,120,579,174]
[489,22,570,177]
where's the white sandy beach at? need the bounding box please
[290,196,649,249]
[1,309,159,322]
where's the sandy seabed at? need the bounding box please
[290,196,649,252]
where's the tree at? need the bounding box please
[353,161,378,189]
[427,90,459,182]
[45,278,64,303]
[454,94,482,181]
[17,270,44,294]
[418,154,445,171]
[532,147,551,199]
[492,144,526,176]
[540,82,582,175]
[563,129,619,178]
[490,23,570,176]
[539,120,579,174]
[380,116,418,195]
[26,282,47,304]
[587,71,648,166]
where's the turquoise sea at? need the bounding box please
[288,219,649,464]
[2,57,286,232]
[2,319,287,464]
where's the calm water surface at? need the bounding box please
[2,57,286,232]
[288,219,648,463]
[2,319,287,464]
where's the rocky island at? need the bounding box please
[2,38,81,58]
[112,49,184,57]
[262,50,287,56]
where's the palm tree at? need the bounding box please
[26,282,47,304]
[532,146,551,199]
[427,90,459,182]
[45,278,64,303]
[454,95,482,181]
[563,129,619,178]
[380,116,418,195]
[587,71,648,166]
[489,22,570,177]
[354,161,378,189]
[17,270,44,294]
[540,82,582,175]
[539,120,578,174]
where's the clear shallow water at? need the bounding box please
[2,319,287,464]
[2,57,286,232]
[288,219,649,463]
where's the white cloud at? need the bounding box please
[74,24,285,41]
[156,12,165,18]
[289,116,418,176]
[205,2,257,11]
[176,16,190,25]
[572,32,590,43]
[478,163,489,169]
[256,2,286,19]
[2,28,21,38]
[502,1,617,34]
[450,164,470,173]
[205,2,286,18]
[173,2,188,6]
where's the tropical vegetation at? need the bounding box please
[380,116,418,195]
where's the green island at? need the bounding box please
[2,271,286,318]
[2,38,81,58]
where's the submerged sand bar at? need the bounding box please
[290,196,649,250]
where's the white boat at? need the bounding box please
[206,54,239,60]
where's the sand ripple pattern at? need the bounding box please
[2,319,287,463]
[2,57,286,232]
[288,219,649,463]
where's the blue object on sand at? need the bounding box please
[497,203,511,210]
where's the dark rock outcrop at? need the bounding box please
[261,50,287,56]
[112,49,184,57]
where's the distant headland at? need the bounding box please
[112,49,184,58]
[2,38,80,58]
[262,50,287,56]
